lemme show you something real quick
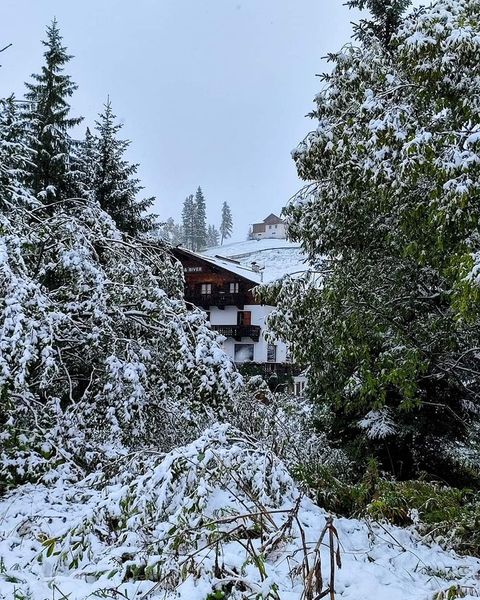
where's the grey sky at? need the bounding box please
[2,0,361,241]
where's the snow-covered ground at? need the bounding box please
[1,425,479,600]
[204,239,302,258]
[203,239,308,283]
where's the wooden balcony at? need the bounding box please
[211,324,261,342]
[185,291,246,309]
[237,361,303,379]
[262,362,303,377]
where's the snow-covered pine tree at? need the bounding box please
[93,99,157,236]
[346,0,411,47]
[158,217,184,246]
[22,19,82,203]
[206,224,220,248]
[171,220,184,246]
[0,95,41,458]
[182,193,196,250]
[220,201,233,245]
[193,186,207,251]
[76,127,98,200]
[0,96,31,208]
[261,0,480,483]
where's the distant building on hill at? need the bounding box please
[251,213,286,240]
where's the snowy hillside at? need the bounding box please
[203,239,308,283]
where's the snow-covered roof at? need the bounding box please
[173,246,263,285]
[202,239,309,283]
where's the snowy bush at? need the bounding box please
[2,425,480,600]
[0,196,241,483]
[37,424,298,596]
[226,376,350,475]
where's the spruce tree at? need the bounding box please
[76,127,98,200]
[346,0,411,47]
[220,201,233,245]
[0,95,32,209]
[182,194,195,250]
[193,186,207,251]
[262,0,480,483]
[93,99,157,236]
[158,217,183,246]
[22,19,82,202]
[206,224,220,248]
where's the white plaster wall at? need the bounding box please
[210,304,289,364]
[209,306,238,325]
[253,223,287,241]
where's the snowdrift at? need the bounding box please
[0,424,479,599]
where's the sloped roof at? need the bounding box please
[263,213,284,225]
[203,239,307,284]
[172,246,263,285]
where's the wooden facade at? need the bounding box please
[172,247,258,309]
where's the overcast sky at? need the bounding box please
[1,0,362,242]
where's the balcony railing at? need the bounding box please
[185,291,246,309]
[236,361,304,379]
[211,324,261,342]
[262,362,303,377]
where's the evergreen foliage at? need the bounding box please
[207,223,220,247]
[158,216,184,246]
[193,186,207,251]
[181,193,196,250]
[0,96,31,209]
[346,0,411,47]
[179,187,218,251]
[0,194,240,483]
[220,201,233,245]
[22,19,82,202]
[92,99,157,236]
[76,126,97,200]
[0,24,239,485]
[261,0,480,482]
[158,215,219,249]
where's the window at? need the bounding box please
[267,343,277,362]
[229,282,239,293]
[294,378,307,397]
[234,344,254,362]
[237,311,251,326]
[200,283,211,295]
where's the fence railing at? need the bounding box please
[211,324,261,341]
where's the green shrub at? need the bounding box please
[295,462,480,556]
